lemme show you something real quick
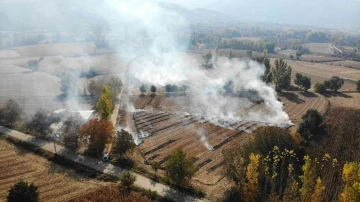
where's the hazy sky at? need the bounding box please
[160,0,360,28]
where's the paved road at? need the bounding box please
[0,126,208,202]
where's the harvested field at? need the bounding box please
[302,43,334,55]
[0,139,99,202]
[126,90,328,199]
[12,42,95,57]
[300,55,343,62]
[327,93,360,109]
[279,91,329,127]
[324,60,360,70]
[133,110,254,186]
[270,59,360,91]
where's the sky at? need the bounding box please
[160,0,360,28]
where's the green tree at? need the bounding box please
[165,149,196,186]
[324,76,344,92]
[119,171,136,189]
[229,50,235,60]
[139,84,146,95]
[115,129,136,157]
[96,85,114,120]
[272,59,292,91]
[290,55,294,60]
[294,73,311,92]
[105,76,122,102]
[7,181,39,202]
[356,80,360,92]
[28,109,51,136]
[3,99,22,126]
[27,60,38,71]
[150,85,156,95]
[314,82,327,94]
[297,109,324,143]
[255,57,272,83]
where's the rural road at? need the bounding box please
[0,126,208,202]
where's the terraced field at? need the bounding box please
[0,139,99,202]
[133,111,255,185]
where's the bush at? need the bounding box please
[7,181,39,202]
[119,171,136,188]
[314,82,327,94]
[356,80,360,92]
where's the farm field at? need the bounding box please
[300,54,343,62]
[324,60,360,70]
[0,139,100,202]
[270,58,360,91]
[327,93,360,109]
[302,43,334,55]
[125,90,328,198]
[0,43,126,116]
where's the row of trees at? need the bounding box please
[139,84,188,95]
[314,76,345,94]
[223,106,360,202]
[218,39,275,53]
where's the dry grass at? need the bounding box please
[0,139,100,202]
[327,93,360,109]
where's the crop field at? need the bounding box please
[0,139,99,202]
[300,54,343,62]
[270,59,360,91]
[0,43,126,116]
[327,93,360,109]
[126,90,328,198]
[325,60,360,70]
[302,43,334,55]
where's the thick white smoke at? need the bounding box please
[94,0,292,127]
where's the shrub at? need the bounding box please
[356,80,360,92]
[7,181,39,202]
[119,171,136,188]
[314,82,327,94]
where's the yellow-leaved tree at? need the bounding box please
[340,162,360,202]
[242,153,260,202]
[299,155,317,202]
[96,85,114,120]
